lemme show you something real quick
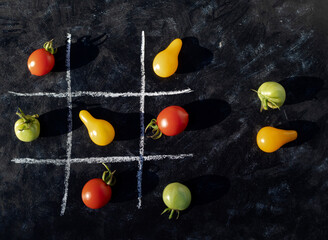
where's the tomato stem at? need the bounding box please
[145,119,163,139]
[252,89,281,112]
[101,163,116,186]
[102,162,110,172]
[43,39,57,55]
[16,108,28,122]
[16,108,39,131]
[161,208,180,220]
[260,97,268,112]
[169,209,174,219]
[161,208,170,215]
[176,210,180,220]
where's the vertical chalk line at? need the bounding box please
[283,109,289,121]
[60,33,72,216]
[137,30,146,209]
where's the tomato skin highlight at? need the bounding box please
[81,178,112,209]
[157,106,189,136]
[27,49,55,76]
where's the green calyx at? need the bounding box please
[16,108,39,131]
[252,89,280,112]
[145,119,162,139]
[43,39,57,55]
[161,208,180,220]
[101,163,116,186]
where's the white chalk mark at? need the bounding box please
[137,30,146,209]
[61,162,70,216]
[145,89,193,96]
[11,154,194,165]
[12,158,67,165]
[61,33,72,216]
[71,156,139,163]
[8,89,193,98]
[240,46,276,73]
[72,89,194,97]
[144,154,193,161]
[8,91,67,98]
[73,91,141,97]
[283,110,289,121]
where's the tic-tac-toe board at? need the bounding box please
[8,31,194,215]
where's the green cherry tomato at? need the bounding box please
[14,108,40,142]
[253,81,286,111]
[161,182,191,219]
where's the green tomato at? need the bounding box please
[253,82,286,111]
[161,182,191,220]
[14,108,40,142]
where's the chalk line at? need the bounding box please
[145,89,194,96]
[145,154,193,161]
[283,109,289,121]
[11,158,67,165]
[8,91,67,98]
[73,91,141,97]
[11,154,194,165]
[11,156,138,165]
[60,33,72,216]
[8,89,193,98]
[72,89,194,97]
[137,30,146,209]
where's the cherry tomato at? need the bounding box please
[14,108,40,142]
[27,40,56,76]
[81,163,116,209]
[253,82,286,112]
[256,126,297,153]
[79,110,115,146]
[145,106,189,139]
[161,182,191,219]
[82,178,112,209]
[153,38,182,78]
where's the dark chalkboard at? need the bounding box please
[1,0,328,239]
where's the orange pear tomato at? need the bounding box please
[256,126,297,153]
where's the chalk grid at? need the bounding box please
[9,31,193,215]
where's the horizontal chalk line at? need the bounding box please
[8,89,193,98]
[8,91,67,98]
[11,154,193,165]
[144,154,193,160]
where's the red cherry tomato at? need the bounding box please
[81,178,112,209]
[157,106,189,136]
[145,106,189,139]
[27,40,56,76]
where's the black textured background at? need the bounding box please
[1,0,328,239]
